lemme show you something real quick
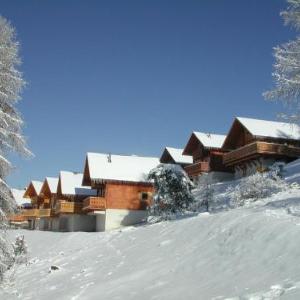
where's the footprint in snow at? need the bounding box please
[159,240,172,247]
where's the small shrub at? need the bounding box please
[13,235,28,264]
[229,170,288,207]
[192,174,214,212]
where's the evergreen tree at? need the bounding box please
[148,164,194,220]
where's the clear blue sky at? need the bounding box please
[2,0,294,188]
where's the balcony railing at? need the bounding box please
[22,209,40,218]
[55,201,83,214]
[83,197,106,212]
[223,141,300,166]
[8,214,26,223]
[184,161,210,177]
[39,208,53,218]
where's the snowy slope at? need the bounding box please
[2,161,300,299]
[2,199,300,300]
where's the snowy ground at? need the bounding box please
[2,162,300,299]
[1,194,300,300]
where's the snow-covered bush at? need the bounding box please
[229,170,288,207]
[192,174,214,212]
[148,164,194,220]
[0,16,32,281]
[13,235,28,264]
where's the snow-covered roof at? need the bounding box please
[85,152,160,183]
[59,171,97,196]
[193,132,226,149]
[45,177,59,194]
[237,117,300,140]
[25,180,43,197]
[164,147,193,164]
[11,188,31,207]
[32,180,43,194]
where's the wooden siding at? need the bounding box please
[184,161,210,178]
[9,214,26,223]
[83,197,106,211]
[55,201,83,214]
[105,183,153,210]
[39,208,53,218]
[22,209,40,218]
[223,141,300,166]
[160,149,175,164]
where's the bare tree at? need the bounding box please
[264,0,300,123]
[0,15,32,281]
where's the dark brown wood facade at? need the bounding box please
[182,133,231,179]
[222,118,300,169]
[159,148,192,168]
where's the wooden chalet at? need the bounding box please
[8,188,31,228]
[37,177,59,229]
[22,180,43,228]
[222,117,300,177]
[47,171,98,231]
[182,132,231,180]
[82,153,159,231]
[160,147,193,168]
[55,171,97,215]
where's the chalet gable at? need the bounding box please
[183,132,226,157]
[39,177,58,198]
[223,117,300,150]
[23,180,43,199]
[160,147,192,165]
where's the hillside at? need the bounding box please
[1,162,300,299]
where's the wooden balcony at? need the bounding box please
[22,209,40,218]
[55,201,83,214]
[184,161,210,178]
[43,198,50,205]
[8,214,26,223]
[83,197,106,212]
[39,208,53,218]
[223,141,300,166]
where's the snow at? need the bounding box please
[86,153,160,183]
[11,188,30,207]
[45,177,59,194]
[237,117,300,140]
[3,198,300,299]
[3,161,300,299]
[59,171,97,196]
[164,147,193,164]
[193,132,226,149]
[30,181,43,196]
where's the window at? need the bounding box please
[97,185,106,197]
[141,192,149,201]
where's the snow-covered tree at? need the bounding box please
[13,235,28,264]
[0,16,31,281]
[192,174,214,212]
[264,0,300,122]
[148,164,194,220]
[229,170,288,207]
